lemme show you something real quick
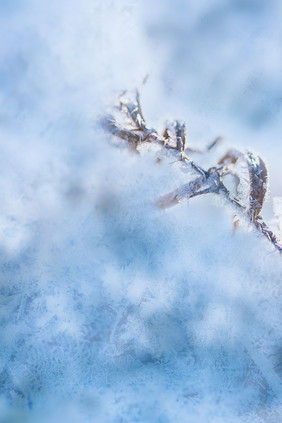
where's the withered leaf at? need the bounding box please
[100,114,141,144]
[245,152,268,220]
[218,149,242,166]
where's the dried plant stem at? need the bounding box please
[101,90,282,255]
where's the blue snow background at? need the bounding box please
[0,0,282,422]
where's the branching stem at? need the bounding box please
[101,90,282,255]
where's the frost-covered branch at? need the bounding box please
[101,90,282,255]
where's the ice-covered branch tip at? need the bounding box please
[101,89,282,255]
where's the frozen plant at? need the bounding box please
[101,90,282,254]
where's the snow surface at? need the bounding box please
[0,0,282,422]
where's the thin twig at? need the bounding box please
[100,90,282,255]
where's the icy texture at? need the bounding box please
[0,1,282,422]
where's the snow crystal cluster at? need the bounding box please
[0,1,282,422]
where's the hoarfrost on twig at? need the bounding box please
[101,89,282,255]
